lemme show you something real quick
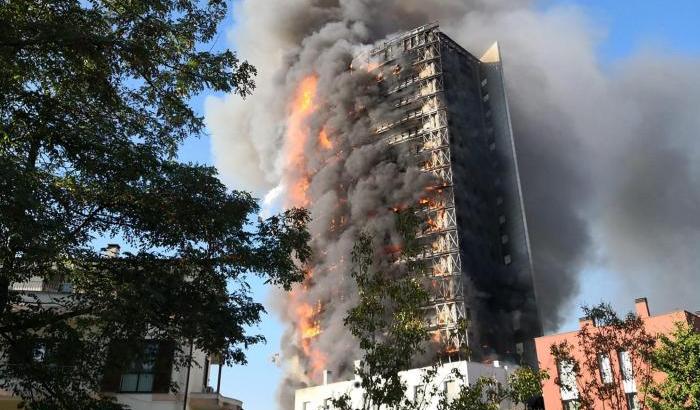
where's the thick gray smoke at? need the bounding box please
[204,0,700,407]
[228,18,438,405]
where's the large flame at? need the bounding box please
[283,75,328,382]
[285,76,318,207]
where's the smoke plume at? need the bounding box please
[204,0,700,406]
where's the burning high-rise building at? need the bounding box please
[357,22,542,362]
[274,22,542,402]
[207,2,700,407]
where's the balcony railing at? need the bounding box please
[10,277,71,293]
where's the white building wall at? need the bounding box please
[115,393,181,410]
[294,361,514,410]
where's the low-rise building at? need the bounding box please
[534,297,700,410]
[294,360,514,410]
[1,266,243,410]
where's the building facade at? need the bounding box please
[1,263,242,410]
[534,297,700,410]
[294,360,513,410]
[359,23,541,364]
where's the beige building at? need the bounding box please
[1,267,242,410]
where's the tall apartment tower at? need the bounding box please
[364,23,542,364]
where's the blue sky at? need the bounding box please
[174,1,700,409]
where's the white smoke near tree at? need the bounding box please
[204,0,700,407]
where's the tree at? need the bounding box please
[646,322,700,410]
[506,366,549,409]
[332,211,547,410]
[0,1,310,408]
[337,211,431,410]
[550,303,657,410]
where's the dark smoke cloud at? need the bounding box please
[204,0,700,407]
[595,54,700,310]
[261,20,438,404]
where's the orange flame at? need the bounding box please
[367,61,381,72]
[297,302,322,339]
[286,76,318,207]
[294,298,327,378]
[318,128,332,150]
[284,76,332,380]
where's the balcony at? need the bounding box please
[188,353,243,410]
[189,391,243,410]
[10,276,71,293]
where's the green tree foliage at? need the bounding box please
[439,376,506,410]
[550,303,656,410]
[340,218,431,410]
[646,322,700,410]
[333,211,546,410]
[0,0,310,408]
[506,366,549,408]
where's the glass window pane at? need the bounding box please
[137,373,154,392]
[619,351,634,381]
[563,399,580,410]
[558,360,579,397]
[120,374,138,392]
[414,385,425,402]
[445,380,459,400]
[626,393,639,410]
[598,354,613,384]
[141,343,158,371]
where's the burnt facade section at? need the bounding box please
[363,23,542,364]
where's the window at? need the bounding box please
[618,350,634,381]
[562,399,580,410]
[598,353,613,384]
[498,215,506,225]
[626,392,640,410]
[515,342,524,355]
[444,379,459,401]
[503,254,512,265]
[414,384,425,403]
[302,401,311,410]
[119,343,157,392]
[32,343,46,363]
[324,398,333,409]
[557,360,579,400]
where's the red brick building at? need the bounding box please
[534,297,700,410]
